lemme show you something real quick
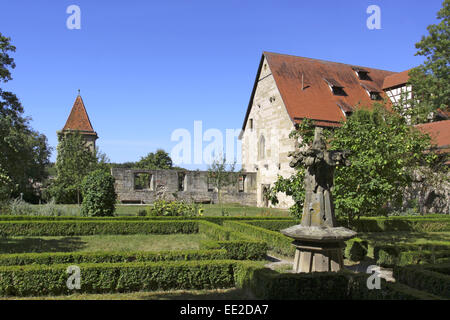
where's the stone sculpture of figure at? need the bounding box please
[288,127,350,228]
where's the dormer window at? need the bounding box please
[352,67,372,81]
[337,101,353,117]
[360,83,382,100]
[324,78,347,96]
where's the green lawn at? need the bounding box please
[0,234,209,254]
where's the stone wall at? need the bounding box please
[401,169,450,214]
[240,56,297,208]
[111,168,257,206]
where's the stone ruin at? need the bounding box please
[111,168,258,206]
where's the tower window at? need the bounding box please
[249,118,253,131]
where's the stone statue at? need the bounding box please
[281,127,355,273]
[288,127,350,227]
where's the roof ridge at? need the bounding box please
[263,51,396,73]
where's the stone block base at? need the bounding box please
[292,241,345,273]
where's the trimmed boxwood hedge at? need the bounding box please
[342,217,450,232]
[393,264,450,299]
[242,219,298,231]
[344,239,368,262]
[0,260,240,296]
[200,240,268,260]
[0,220,199,236]
[222,221,295,257]
[374,243,450,266]
[0,249,229,266]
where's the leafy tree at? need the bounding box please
[330,105,435,223]
[136,149,173,170]
[49,132,98,204]
[268,105,436,223]
[81,169,116,217]
[207,156,240,214]
[0,33,51,202]
[407,0,450,123]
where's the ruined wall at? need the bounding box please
[401,169,450,214]
[240,56,297,208]
[111,168,257,206]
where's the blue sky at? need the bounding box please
[0,0,443,169]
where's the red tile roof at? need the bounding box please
[242,52,395,129]
[382,69,411,90]
[62,95,97,135]
[416,120,450,149]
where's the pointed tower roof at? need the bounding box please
[62,94,97,136]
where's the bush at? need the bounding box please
[0,220,199,236]
[223,221,295,257]
[7,198,33,215]
[0,260,238,296]
[148,199,203,217]
[345,239,368,262]
[0,249,228,266]
[81,170,117,217]
[375,244,450,267]
[394,264,450,299]
[200,240,268,260]
[243,219,298,231]
[137,209,147,217]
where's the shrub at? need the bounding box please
[148,199,202,217]
[200,240,268,260]
[222,221,295,257]
[0,220,199,236]
[0,249,228,266]
[7,198,33,215]
[394,264,450,299]
[137,209,147,217]
[81,170,117,217]
[345,239,368,262]
[0,260,238,296]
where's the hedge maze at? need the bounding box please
[0,215,449,299]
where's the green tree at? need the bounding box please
[136,149,173,170]
[407,0,450,123]
[49,132,98,204]
[330,106,435,223]
[207,156,240,214]
[268,105,436,223]
[0,33,51,202]
[81,169,116,217]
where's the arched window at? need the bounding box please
[258,135,265,160]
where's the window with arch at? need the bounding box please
[258,135,266,160]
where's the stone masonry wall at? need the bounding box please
[240,56,297,208]
[111,168,257,206]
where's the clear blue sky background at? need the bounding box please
[0,0,444,169]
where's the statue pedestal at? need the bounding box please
[281,225,357,273]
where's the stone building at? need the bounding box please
[239,51,449,210]
[111,168,257,205]
[58,93,98,153]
